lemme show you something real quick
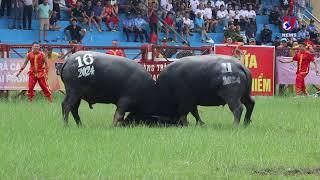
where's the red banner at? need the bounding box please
[0,58,64,91]
[138,60,172,81]
[214,45,275,96]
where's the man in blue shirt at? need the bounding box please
[133,13,149,43]
[194,12,214,43]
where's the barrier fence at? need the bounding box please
[0,43,320,97]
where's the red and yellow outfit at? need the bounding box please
[26,51,52,101]
[292,50,315,95]
[106,49,125,57]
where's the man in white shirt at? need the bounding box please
[216,5,228,29]
[195,3,205,19]
[247,4,256,20]
[204,1,217,32]
[190,0,200,12]
[215,0,224,9]
[239,5,250,30]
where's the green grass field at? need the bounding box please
[1,94,320,179]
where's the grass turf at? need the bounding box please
[1,94,320,179]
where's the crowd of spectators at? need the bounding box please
[0,0,318,47]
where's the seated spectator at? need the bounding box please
[233,5,240,25]
[260,24,272,45]
[247,4,256,21]
[10,0,24,29]
[161,0,173,12]
[49,11,61,30]
[133,13,149,43]
[204,1,217,33]
[123,13,134,42]
[304,34,316,48]
[248,37,256,45]
[215,0,225,9]
[101,0,119,31]
[67,0,77,8]
[71,1,87,27]
[190,0,200,14]
[163,12,177,42]
[64,18,86,44]
[106,40,126,57]
[92,0,103,32]
[239,5,250,30]
[175,11,184,38]
[227,3,236,21]
[245,18,256,40]
[217,5,229,29]
[269,6,281,25]
[194,12,214,43]
[297,24,309,40]
[307,19,318,40]
[224,24,243,42]
[83,0,96,31]
[182,12,192,42]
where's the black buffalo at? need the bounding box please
[154,54,255,127]
[60,51,156,127]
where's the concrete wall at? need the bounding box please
[310,0,320,20]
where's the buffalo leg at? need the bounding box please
[61,95,70,126]
[177,114,188,126]
[71,99,82,127]
[112,107,126,127]
[123,112,136,126]
[226,98,243,127]
[241,96,255,127]
[191,106,205,126]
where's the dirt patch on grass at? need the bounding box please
[253,168,320,176]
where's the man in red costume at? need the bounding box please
[106,40,126,57]
[16,42,53,102]
[282,41,319,96]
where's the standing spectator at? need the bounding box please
[49,10,60,30]
[148,2,158,34]
[280,0,290,15]
[64,18,86,43]
[133,13,149,43]
[37,0,52,42]
[92,0,103,32]
[23,0,34,30]
[101,0,119,31]
[194,12,214,43]
[260,24,272,45]
[0,0,11,17]
[297,24,309,41]
[216,5,228,29]
[123,13,134,42]
[163,12,176,42]
[106,40,126,57]
[10,0,24,29]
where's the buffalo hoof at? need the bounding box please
[196,121,205,126]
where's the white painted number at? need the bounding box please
[76,53,94,68]
[78,66,95,78]
[221,63,232,73]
